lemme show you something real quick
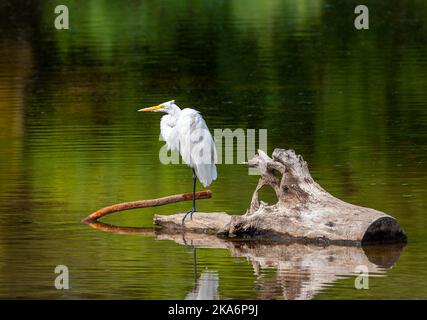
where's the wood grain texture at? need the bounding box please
[155,149,407,245]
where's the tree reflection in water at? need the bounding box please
[87,221,404,300]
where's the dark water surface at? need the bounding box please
[0,0,426,299]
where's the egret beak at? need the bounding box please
[138,105,163,112]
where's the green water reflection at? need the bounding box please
[0,0,426,299]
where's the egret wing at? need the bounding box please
[178,109,217,187]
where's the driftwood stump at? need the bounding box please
[155,149,407,245]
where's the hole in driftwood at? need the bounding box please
[362,217,408,245]
[272,169,282,180]
[257,185,279,206]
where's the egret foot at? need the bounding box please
[182,209,196,225]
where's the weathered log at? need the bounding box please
[154,212,231,234]
[154,149,407,245]
[82,190,212,223]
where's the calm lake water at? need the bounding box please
[0,0,426,299]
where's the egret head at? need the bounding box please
[138,100,179,114]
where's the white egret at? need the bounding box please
[138,100,217,223]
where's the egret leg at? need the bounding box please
[182,169,197,225]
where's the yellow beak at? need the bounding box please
[138,105,163,112]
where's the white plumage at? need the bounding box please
[140,100,217,187]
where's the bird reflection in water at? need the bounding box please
[182,234,220,300]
